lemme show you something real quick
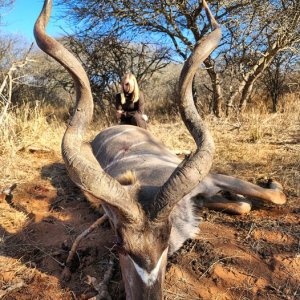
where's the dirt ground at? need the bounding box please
[0,126,299,300]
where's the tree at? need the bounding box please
[59,0,300,116]
[0,38,34,125]
[0,0,14,24]
[59,0,228,116]
[262,52,299,112]
[0,34,73,124]
[225,0,300,114]
[64,34,171,107]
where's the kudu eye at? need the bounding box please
[115,234,127,255]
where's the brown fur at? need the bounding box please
[116,170,138,186]
[83,192,103,210]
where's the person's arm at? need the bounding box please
[137,91,145,114]
[115,94,123,120]
[137,91,148,121]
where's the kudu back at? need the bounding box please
[34,0,286,299]
[92,125,199,254]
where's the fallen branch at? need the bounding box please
[0,279,26,298]
[34,245,65,267]
[0,183,17,205]
[199,255,243,280]
[86,256,115,300]
[62,214,108,281]
[1,183,17,196]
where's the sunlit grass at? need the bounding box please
[0,93,299,191]
[0,91,298,300]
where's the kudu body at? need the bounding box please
[34,1,286,299]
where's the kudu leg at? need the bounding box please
[201,194,252,215]
[193,173,286,214]
[209,174,286,205]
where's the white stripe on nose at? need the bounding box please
[129,247,168,286]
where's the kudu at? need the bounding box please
[34,0,286,299]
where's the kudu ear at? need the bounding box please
[150,0,222,222]
[34,0,144,225]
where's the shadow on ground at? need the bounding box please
[0,160,299,299]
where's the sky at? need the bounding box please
[0,0,68,42]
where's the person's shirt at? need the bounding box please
[115,91,145,119]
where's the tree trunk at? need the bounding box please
[204,59,223,117]
[239,79,254,111]
[227,42,281,115]
[271,92,279,113]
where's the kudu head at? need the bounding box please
[34,0,221,298]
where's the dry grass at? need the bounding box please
[0,256,70,299]
[0,101,65,185]
[0,101,65,155]
[150,93,299,197]
[0,92,299,299]
[0,201,28,234]
[0,93,299,191]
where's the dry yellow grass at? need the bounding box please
[149,94,299,197]
[0,93,299,299]
[0,201,28,234]
[0,102,65,154]
[0,256,70,299]
[0,93,299,193]
[0,102,65,185]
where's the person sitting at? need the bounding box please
[115,73,148,129]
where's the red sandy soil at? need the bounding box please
[0,151,299,300]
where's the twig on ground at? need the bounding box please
[0,279,26,298]
[199,255,242,280]
[86,256,115,300]
[1,183,17,196]
[62,214,108,281]
[244,222,256,240]
[0,183,17,207]
[34,245,65,267]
